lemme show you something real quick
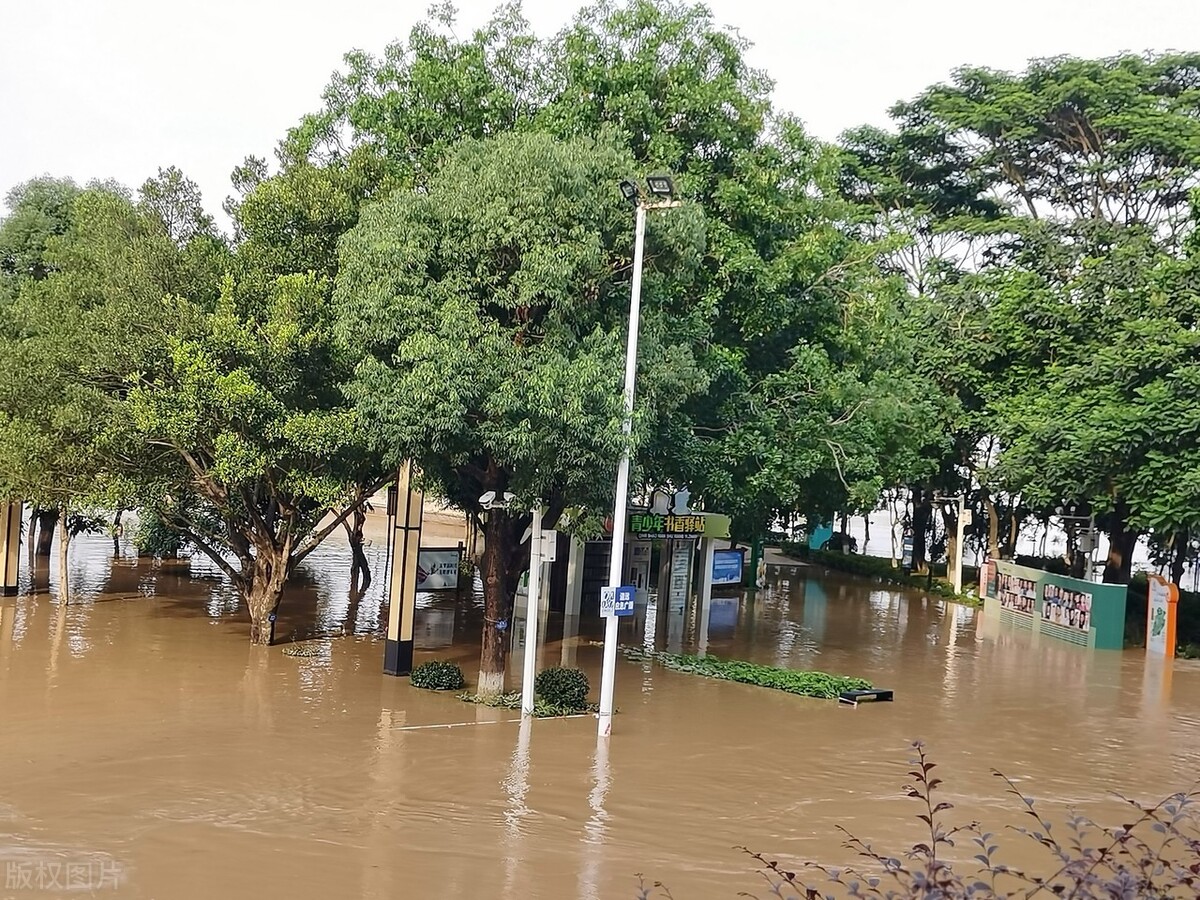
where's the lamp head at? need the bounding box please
[646,175,675,198]
[619,180,640,205]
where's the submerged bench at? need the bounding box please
[838,688,894,706]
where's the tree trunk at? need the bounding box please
[478,506,518,696]
[912,489,931,574]
[244,544,290,645]
[36,508,58,557]
[1103,504,1139,585]
[983,495,1000,559]
[940,504,957,581]
[1170,529,1188,586]
[56,508,70,604]
[112,509,123,557]
[1003,509,1020,559]
[862,514,870,553]
[344,506,371,594]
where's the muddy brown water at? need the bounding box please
[1,526,1198,899]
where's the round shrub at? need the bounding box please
[410,660,466,691]
[535,667,590,709]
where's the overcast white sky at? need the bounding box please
[2,0,1198,224]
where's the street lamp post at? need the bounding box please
[597,177,681,739]
[520,505,544,716]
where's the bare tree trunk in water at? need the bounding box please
[56,509,70,604]
[112,509,123,557]
[478,507,518,696]
[344,506,371,594]
[862,513,870,553]
[27,507,37,566]
[36,508,58,557]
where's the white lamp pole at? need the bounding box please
[597,202,646,738]
[598,178,681,738]
[953,493,966,595]
[520,505,544,716]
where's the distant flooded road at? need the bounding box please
[1,528,1198,898]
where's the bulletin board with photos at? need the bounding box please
[1041,583,1092,632]
[996,570,1037,615]
[982,559,1128,650]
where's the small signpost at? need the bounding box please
[601,585,636,618]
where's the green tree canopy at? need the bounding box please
[335,130,707,689]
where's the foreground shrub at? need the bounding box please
[535,667,590,709]
[409,660,466,691]
[625,648,870,699]
[643,741,1200,898]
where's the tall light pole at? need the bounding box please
[597,176,681,739]
[520,505,544,716]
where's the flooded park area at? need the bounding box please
[2,518,1199,899]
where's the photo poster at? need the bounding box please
[711,548,745,586]
[1041,582,1092,632]
[996,570,1037,615]
[416,548,461,591]
[1146,574,1179,658]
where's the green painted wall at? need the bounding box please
[982,560,1127,650]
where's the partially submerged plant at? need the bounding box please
[535,666,591,709]
[409,659,466,691]
[733,741,1200,899]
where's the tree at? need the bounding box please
[844,52,1200,580]
[0,177,82,289]
[0,184,184,598]
[335,131,706,692]
[125,270,387,643]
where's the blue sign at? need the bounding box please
[711,549,744,586]
[614,585,636,616]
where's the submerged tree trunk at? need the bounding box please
[344,506,371,594]
[36,507,58,557]
[112,509,124,557]
[244,533,294,646]
[56,508,70,604]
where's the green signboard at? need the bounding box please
[629,512,705,539]
[982,560,1127,650]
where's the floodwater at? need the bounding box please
[1,521,1199,899]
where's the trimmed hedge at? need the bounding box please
[625,648,870,699]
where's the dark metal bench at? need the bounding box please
[838,688,894,706]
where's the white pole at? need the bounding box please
[953,494,966,595]
[697,538,715,657]
[521,506,544,716]
[598,202,647,738]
